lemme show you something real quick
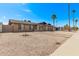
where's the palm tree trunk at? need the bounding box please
[68,3,70,31]
[53,20,55,31]
[53,20,55,27]
[75,22,77,31]
[72,11,75,31]
[73,18,74,27]
[76,22,77,28]
[76,22,77,27]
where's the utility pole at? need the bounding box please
[68,3,70,31]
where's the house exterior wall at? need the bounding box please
[39,25,49,31]
[37,25,40,31]
[43,25,46,31]
[30,25,33,31]
[12,23,19,32]
[2,25,13,32]
[2,24,53,32]
[20,24,24,31]
[0,24,53,32]
[50,26,53,31]
[39,25,42,31]
[45,26,48,31]
[24,24,30,31]
[32,25,37,31]
[2,20,54,32]
[11,23,31,32]
[0,25,2,32]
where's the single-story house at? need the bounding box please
[0,19,54,32]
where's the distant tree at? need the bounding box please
[51,14,57,27]
[42,22,47,24]
[28,20,31,23]
[48,23,51,25]
[75,19,78,31]
[24,20,26,22]
[75,19,78,27]
[39,22,47,25]
[72,9,76,27]
[68,3,70,31]
[64,24,70,31]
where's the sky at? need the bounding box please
[0,3,79,27]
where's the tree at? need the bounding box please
[48,23,51,25]
[75,19,78,27]
[51,14,57,27]
[64,24,70,31]
[72,9,76,28]
[75,19,78,31]
[39,22,47,25]
[24,20,26,22]
[28,20,31,23]
[68,3,70,31]
[42,22,47,24]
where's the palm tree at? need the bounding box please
[74,19,78,31]
[64,24,69,30]
[75,19,78,28]
[51,14,57,27]
[72,9,76,28]
[68,3,70,31]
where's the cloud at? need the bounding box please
[23,9,32,13]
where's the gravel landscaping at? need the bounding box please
[0,31,73,56]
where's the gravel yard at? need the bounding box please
[0,31,73,56]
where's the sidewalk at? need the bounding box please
[50,30,79,56]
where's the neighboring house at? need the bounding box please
[1,19,54,32]
[9,19,32,32]
[0,23,3,32]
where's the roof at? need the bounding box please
[9,19,32,24]
[9,19,53,27]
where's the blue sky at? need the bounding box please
[0,3,79,27]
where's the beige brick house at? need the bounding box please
[1,19,54,32]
